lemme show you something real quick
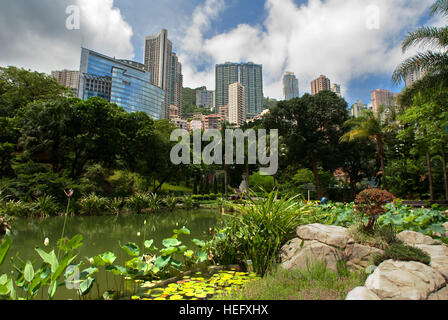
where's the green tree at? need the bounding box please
[341,108,389,186]
[398,92,448,200]
[264,91,349,199]
[0,66,70,117]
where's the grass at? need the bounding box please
[372,242,431,266]
[212,262,366,300]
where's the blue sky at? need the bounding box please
[0,0,442,107]
[110,0,438,106]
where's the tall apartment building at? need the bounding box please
[404,69,426,87]
[196,89,215,109]
[240,62,263,118]
[215,62,263,119]
[349,100,368,118]
[144,29,173,119]
[311,75,331,95]
[215,62,239,109]
[170,53,183,113]
[78,48,165,120]
[331,83,342,98]
[228,82,247,127]
[371,89,398,115]
[51,70,80,96]
[218,105,229,122]
[282,72,299,101]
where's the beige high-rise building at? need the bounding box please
[144,29,173,119]
[311,75,331,95]
[371,89,398,115]
[331,83,342,98]
[228,82,247,127]
[51,70,80,96]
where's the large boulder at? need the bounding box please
[428,286,448,300]
[414,244,448,280]
[364,260,446,300]
[344,243,384,270]
[397,230,440,246]
[296,224,353,248]
[281,240,340,271]
[345,287,380,300]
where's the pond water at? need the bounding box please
[0,209,222,300]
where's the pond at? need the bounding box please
[0,209,222,300]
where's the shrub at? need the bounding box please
[78,193,109,215]
[126,193,151,214]
[207,190,312,276]
[1,200,33,217]
[34,195,59,217]
[372,242,431,266]
[108,197,124,215]
[182,195,194,210]
[164,196,178,212]
[354,188,395,232]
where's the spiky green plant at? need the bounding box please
[34,195,59,217]
[78,193,109,215]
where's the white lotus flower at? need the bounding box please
[44,238,49,247]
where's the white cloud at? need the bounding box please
[179,0,437,101]
[0,0,134,74]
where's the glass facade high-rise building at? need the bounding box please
[215,62,264,118]
[78,48,165,120]
[282,72,299,101]
[215,62,239,110]
[240,62,263,118]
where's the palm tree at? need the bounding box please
[392,0,448,85]
[340,108,388,186]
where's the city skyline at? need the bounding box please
[1,0,441,107]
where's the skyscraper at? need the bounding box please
[240,62,264,118]
[282,72,299,101]
[311,75,331,95]
[371,89,398,115]
[78,48,165,120]
[228,82,247,127]
[404,69,426,87]
[215,62,263,119]
[331,83,342,98]
[170,52,183,113]
[349,100,367,118]
[51,70,80,96]
[144,29,173,119]
[215,62,239,109]
[196,89,215,109]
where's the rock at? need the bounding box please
[444,222,448,238]
[414,244,448,280]
[428,286,448,300]
[281,240,339,271]
[365,260,446,300]
[345,243,384,270]
[280,238,304,262]
[397,231,440,246]
[296,224,351,248]
[345,287,380,300]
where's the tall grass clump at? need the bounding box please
[34,195,59,217]
[208,189,311,276]
[78,193,109,215]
